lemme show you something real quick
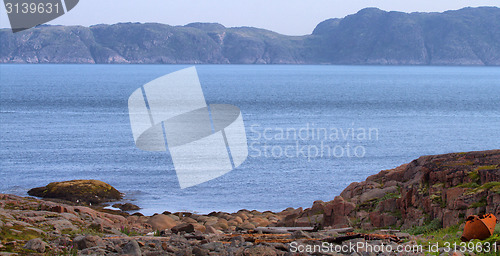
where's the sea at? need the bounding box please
[1,64,499,215]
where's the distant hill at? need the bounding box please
[1,7,499,65]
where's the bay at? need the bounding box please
[1,64,499,215]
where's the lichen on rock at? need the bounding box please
[27,180,122,204]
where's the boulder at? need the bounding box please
[46,219,77,232]
[171,223,195,234]
[215,221,229,230]
[232,216,243,224]
[323,196,355,228]
[229,236,245,247]
[192,223,206,233]
[340,181,380,202]
[112,203,140,211]
[50,205,67,213]
[295,215,323,227]
[250,217,270,227]
[276,207,302,227]
[80,247,109,255]
[239,245,278,256]
[23,238,48,253]
[121,240,141,256]
[201,242,224,252]
[301,200,325,218]
[73,235,104,250]
[53,236,72,247]
[205,225,222,234]
[181,217,197,223]
[147,214,177,231]
[359,187,396,203]
[28,180,122,204]
[238,222,255,230]
[192,246,210,256]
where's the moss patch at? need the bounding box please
[468,170,480,183]
[465,182,500,195]
[469,197,487,208]
[0,225,44,243]
[443,161,474,167]
[380,192,401,201]
[475,165,499,171]
[356,198,379,212]
[355,192,401,213]
[430,194,446,208]
[456,182,480,189]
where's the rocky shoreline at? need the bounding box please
[1,150,499,255]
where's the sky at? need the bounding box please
[1,0,499,35]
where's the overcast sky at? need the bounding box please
[1,0,499,35]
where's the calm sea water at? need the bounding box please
[1,64,499,215]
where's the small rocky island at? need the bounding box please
[27,180,122,205]
[0,150,498,255]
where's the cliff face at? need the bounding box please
[1,7,499,65]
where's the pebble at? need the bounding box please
[23,238,48,253]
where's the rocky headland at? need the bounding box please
[0,150,498,255]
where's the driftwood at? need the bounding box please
[324,227,354,233]
[252,226,354,234]
[184,235,205,240]
[222,233,308,244]
[323,232,400,244]
[323,233,363,243]
[252,227,315,234]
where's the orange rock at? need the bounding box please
[192,223,206,233]
[250,217,270,227]
[232,216,243,224]
[147,214,177,231]
[161,242,168,250]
